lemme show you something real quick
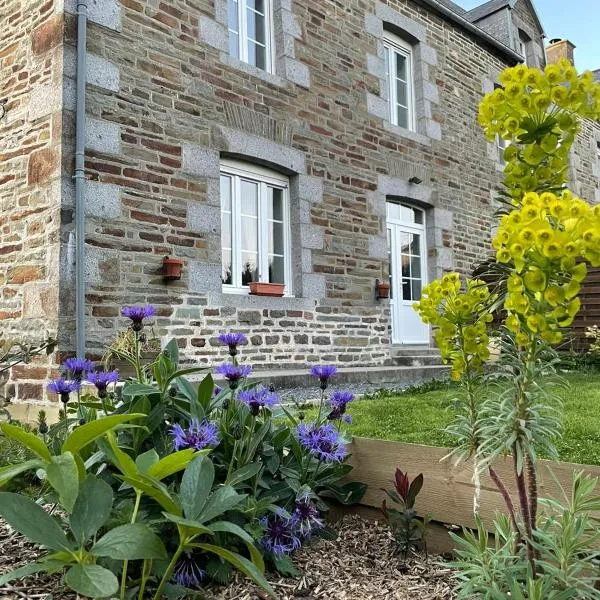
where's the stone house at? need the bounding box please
[1,0,600,404]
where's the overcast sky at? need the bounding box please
[458,0,599,72]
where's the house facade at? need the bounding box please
[1,0,600,402]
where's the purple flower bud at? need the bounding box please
[310,364,338,390]
[169,419,220,451]
[47,378,81,405]
[62,357,95,380]
[297,422,347,462]
[239,386,278,416]
[217,332,247,357]
[121,305,156,331]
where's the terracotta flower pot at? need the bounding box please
[163,256,183,281]
[248,282,285,297]
[376,279,391,299]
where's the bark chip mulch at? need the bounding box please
[1,515,454,599]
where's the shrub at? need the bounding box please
[0,309,365,598]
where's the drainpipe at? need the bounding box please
[74,0,88,358]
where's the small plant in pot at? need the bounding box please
[381,468,429,563]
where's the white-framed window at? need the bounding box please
[220,160,291,294]
[518,32,530,66]
[496,134,506,165]
[383,32,415,131]
[228,0,274,72]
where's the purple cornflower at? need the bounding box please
[290,493,324,539]
[297,422,347,462]
[213,385,223,396]
[215,362,252,389]
[87,370,119,398]
[62,357,94,380]
[170,419,220,451]
[47,378,81,405]
[172,552,205,588]
[310,364,338,390]
[217,332,247,357]
[327,390,354,422]
[121,304,156,331]
[238,386,278,416]
[260,512,301,557]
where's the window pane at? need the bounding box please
[247,0,264,13]
[402,279,411,301]
[400,232,410,255]
[241,216,258,252]
[228,0,239,32]
[412,279,422,301]
[396,104,409,129]
[241,252,258,285]
[220,175,232,210]
[269,187,283,221]
[410,233,420,256]
[221,211,231,249]
[414,209,423,224]
[247,40,266,70]
[229,31,239,59]
[269,255,285,284]
[411,255,421,279]
[395,52,407,81]
[222,248,232,284]
[400,205,413,223]
[240,180,258,215]
[247,7,265,44]
[401,254,410,278]
[396,79,408,107]
[270,221,284,255]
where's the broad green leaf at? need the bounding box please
[46,452,79,512]
[0,423,51,462]
[207,521,264,570]
[162,513,214,536]
[70,475,113,545]
[195,543,276,599]
[120,474,181,515]
[197,374,215,411]
[199,486,246,524]
[135,449,159,473]
[0,459,44,487]
[146,448,200,480]
[164,338,179,365]
[62,414,145,455]
[65,564,119,598]
[121,383,160,398]
[180,455,214,520]
[226,463,262,487]
[102,431,137,476]
[0,562,54,586]
[0,492,72,550]
[91,523,167,560]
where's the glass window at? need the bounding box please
[220,161,290,292]
[228,0,272,72]
[383,33,415,131]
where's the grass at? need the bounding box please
[311,371,600,466]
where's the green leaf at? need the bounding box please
[62,414,145,455]
[146,448,200,480]
[325,481,367,505]
[0,459,44,487]
[197,374,215,411]
[162,513,214,536]
[46,452,79,512]
[91,523,167,560]
[199,486,246,523]
[225,463,262,487]
[0,492,72,550]
[120,474,181,515]
[164,339,179,365]
[180,455,214,520]
[272,554,301,578]
[102,431,137,476]
[121,383,160,398]
[194,543,276,599]
[65,564,119,598]
[0,562,56,587]
[0,423,51,462]
[207,521,264,571]
[136,449,159,473]
[70,475,113,545]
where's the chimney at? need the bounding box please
[546,38,576,65]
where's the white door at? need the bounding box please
[386,202,429,345]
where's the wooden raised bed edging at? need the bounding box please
[345,437,600,533]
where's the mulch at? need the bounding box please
[0,515,455,600]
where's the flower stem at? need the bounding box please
[137,559,151,600]
[153,543,184,600]
[120,492,142,600]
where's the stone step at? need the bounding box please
[392,354,443,367]
[390,344,439,357]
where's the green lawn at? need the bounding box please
[325,372,600,466]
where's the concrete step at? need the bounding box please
[211,364,449,391]
[391,345,442,367]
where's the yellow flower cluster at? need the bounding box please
[478,60,600,201]
[493,190,600,344]
[414,274,494,380]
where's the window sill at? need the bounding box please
[219,53,284,88]
[384,121,432,146]
[209,290,317,311]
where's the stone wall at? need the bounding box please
[0,0,66,401]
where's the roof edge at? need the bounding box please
[414,0,524,64]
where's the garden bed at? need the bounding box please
[0,515,455,600]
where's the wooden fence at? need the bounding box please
[347,437,600,531]
[571,266,600,351]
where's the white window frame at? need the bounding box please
[383,32,416,132]
[228,0,275,73]
[496,134,506,165]
[220,159,292,295]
